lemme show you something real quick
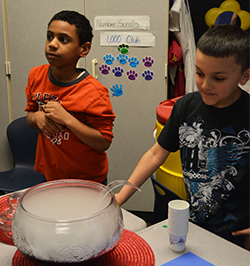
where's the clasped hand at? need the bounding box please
[37,101,68,136]
[45,101,69,125]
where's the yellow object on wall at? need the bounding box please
[205,0,250,31]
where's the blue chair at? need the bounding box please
[0,117,46,193]
[150,175,181,224]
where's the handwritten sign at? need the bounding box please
[94,16,150,30]
[100,31,155,47]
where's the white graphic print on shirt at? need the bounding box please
[34,93,69,146]
[179,121,250,225]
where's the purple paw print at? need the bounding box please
[127,70,138,81]
[99,64,110,75]
[112,67,124,77]
[142,56,154,67]
[142,70,154,81]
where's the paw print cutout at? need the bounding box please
[127,70,138,81]
[128,57,140,68]
[99,64,110,75]
[142,70,154,81]
[118,44,129,54]
[103,54,115,65]
[142,56,154,67]
[112,67,124,77]
[117,54,128,64]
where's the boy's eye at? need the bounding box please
[60,37,69,43]
[195,71,204,77]
[47,35,53,41]
[213,76,226,81]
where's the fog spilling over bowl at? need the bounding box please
[12,179,124,264]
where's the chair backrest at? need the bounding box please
[150,175,182,224]
[7,117,40,168]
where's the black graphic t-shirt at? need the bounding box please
[158,90,250,247]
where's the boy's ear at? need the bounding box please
[239,68,250,85]
[79,42,91,58]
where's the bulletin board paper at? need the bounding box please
[100,31,155,47]
[94,16,150,30]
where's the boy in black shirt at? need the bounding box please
[116,25,250,250]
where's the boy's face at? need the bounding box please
[195,49,250,108]
[45,20,84,68]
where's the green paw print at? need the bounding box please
[118,44,129,54]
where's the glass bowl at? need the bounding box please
[0,192,21,239]
[12,179,124,264]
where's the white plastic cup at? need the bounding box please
[168,217,189,235]
[168,200,190,252]
[169,233,187,252]
[168,200,189,217]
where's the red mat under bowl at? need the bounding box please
[12,229,155,266]
[0,195,15,246]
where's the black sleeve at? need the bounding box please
[157,98,182,152]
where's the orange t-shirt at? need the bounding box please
[25,65,116,182]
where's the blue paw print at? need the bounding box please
[142,56,154,67]
[128,57,140,68]
[142,70,154,80]
[99,64,110,75]
[127,70,138,81]
[112,67,124,77]
[117,54,128,64]
[103,54,115,65]
[111,84,123,97]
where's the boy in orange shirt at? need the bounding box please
[25,10,116,184]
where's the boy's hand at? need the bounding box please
[114,193,123,206]
[232,228,250,250]
[32,111,63,136]
[45,101,71,126]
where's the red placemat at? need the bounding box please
[12,229,155,266]
[0,195,15,246]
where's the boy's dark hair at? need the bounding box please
[197,25,250,73]
[48,10,93,45]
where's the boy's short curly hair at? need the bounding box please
[48,10,93,45]
[197,25,250,73]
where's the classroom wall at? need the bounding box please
[0,0,249,212]
[0,1,12,171]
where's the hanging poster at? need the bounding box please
[94,16,150,30]
[100,31,155,47]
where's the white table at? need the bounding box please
[122,208,147,232]
[1,220,250,266]
[137,219,250,266]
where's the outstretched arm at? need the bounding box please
[115,142,170,205]
[232,228,250,250]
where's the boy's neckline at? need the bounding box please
[49,66,88,87]
[76,70,86,79]
[202,88,243,111]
